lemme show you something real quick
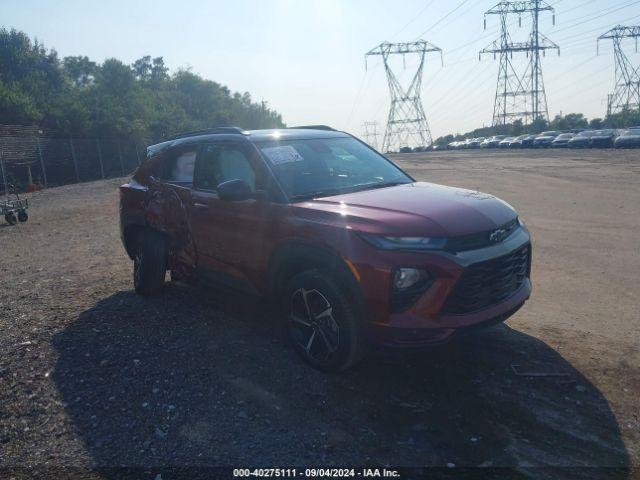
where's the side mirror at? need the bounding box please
[217,179,253,201]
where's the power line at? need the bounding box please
[415,0,474,38]
[551,0,640,35]
[390,0,437,40]
[344,72,369,131]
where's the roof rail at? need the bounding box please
[165,127,246,141]
[288,125,336,131]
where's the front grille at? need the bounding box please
[443,244,530,315]
[446,218,519,252]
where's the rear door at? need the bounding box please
[190,141,271,291]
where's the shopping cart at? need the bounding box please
[1,193,29,225]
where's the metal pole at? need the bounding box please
[533,0,540,121]
[69,136,80,183]
[135,144,141,165]
[36,136,48,187]
[117,139,125,176]
[0,145,9,199]
[96,139,105,179]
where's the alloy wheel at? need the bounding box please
[289,288,340,365]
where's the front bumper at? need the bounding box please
[370,281,530,347]
[615,139,640,148]
[357,226,532,347]
[590,138,614,148]
[568,140,590,148]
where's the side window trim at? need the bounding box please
[151,146,197,188]
[193,140,259,192]
[186,139,287,203]
[193,142,219,192]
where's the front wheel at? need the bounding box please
[283,269,367,372]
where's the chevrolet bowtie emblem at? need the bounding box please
[489,228,508,243]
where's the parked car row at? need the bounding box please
[443,127,640,150]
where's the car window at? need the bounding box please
[194,143,257,191]
[256,137,411,200]
[154,148,197,186]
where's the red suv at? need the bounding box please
[120,126,532,371]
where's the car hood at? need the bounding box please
[294,182,517,237]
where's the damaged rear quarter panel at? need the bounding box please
[120,173,198,274]
[144,180,198,273]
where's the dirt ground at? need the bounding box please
[1,148,638,478]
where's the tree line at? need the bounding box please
[434,110,640,146]
[0,28,285,143]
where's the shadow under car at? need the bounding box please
[52,284,629,477]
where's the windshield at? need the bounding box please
[256,137,412,200]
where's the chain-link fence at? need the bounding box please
[0,131,143,195]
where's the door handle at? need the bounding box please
[193,202,209,210]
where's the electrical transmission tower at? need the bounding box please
[362,121,380,150]
[365,41,442,152]
[597,26,640,116]
[480,0,559,127]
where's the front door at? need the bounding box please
[190,141,270,291]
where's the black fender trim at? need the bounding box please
[267,241,365,310]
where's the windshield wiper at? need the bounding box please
[289,189,345,201]
[289,181,409,201]
[356,181,410,192]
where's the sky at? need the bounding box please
[3,0,640,140]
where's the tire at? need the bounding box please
[17,210,28,223]
[133,229,167,296]
[5,213,17,225]
[283,269,367,372]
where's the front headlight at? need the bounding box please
[393,268,429,290]
[359,233,447,251]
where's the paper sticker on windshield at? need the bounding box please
[262,146,304,165]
